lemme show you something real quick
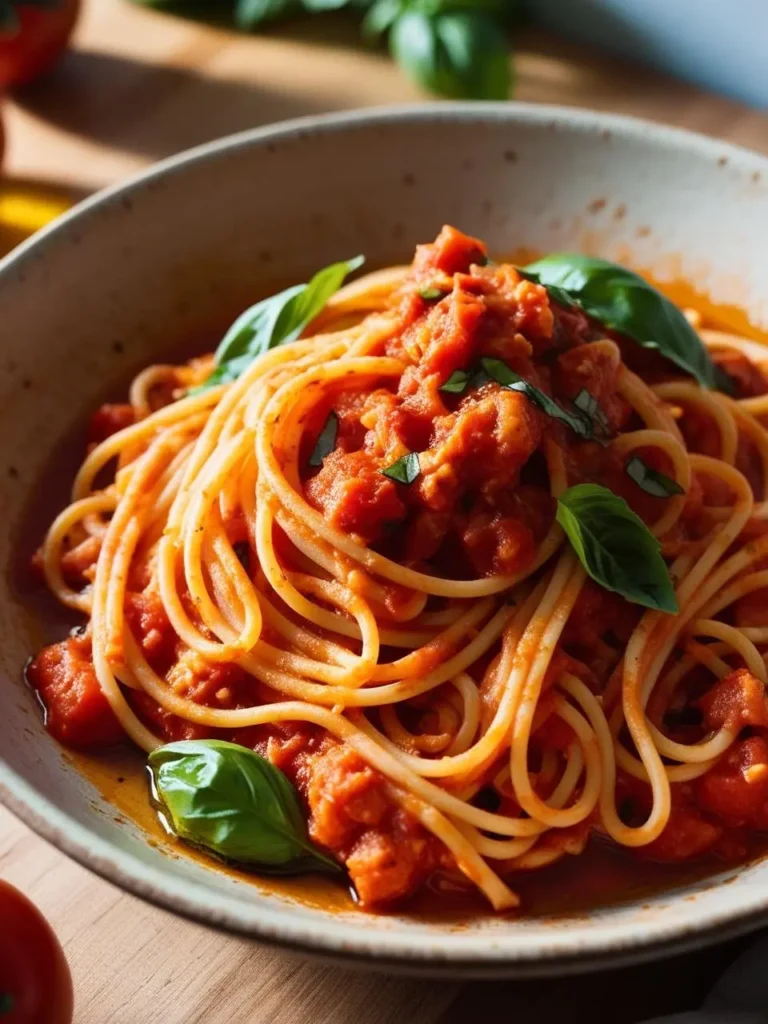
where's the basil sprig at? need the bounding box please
[309,412,339,467]
[626,455,685,498]
[523,254,725,391]
[197,256,363,392]
[149,740,341,874]
[556,484,678,613]
[382,452,421,484]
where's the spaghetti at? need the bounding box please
[27,226,768,911]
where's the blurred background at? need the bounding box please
[0,0,767,257]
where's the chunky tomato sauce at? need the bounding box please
[25,227,768,910]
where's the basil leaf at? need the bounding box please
[573,388,611,436]
[439,369,471,394]
[198,255,364,392]
[302,0,356,9]
[626,455,685,498]
[419,286,449,301]
[362,0,402,38]
[235,0,299,27]
[390,11,512,100]
[408,0,519,20]
[309,412,338,467]
[556,483,679,613]
[149,740,340,874]
[523,254,720,390]
[381,452,421,484]
[543,284,578,310]
[0,994,14,1015]
[481,357,593,440]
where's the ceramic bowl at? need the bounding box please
[2,104,768,978]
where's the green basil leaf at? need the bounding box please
[481,357,593,440]
[149,740,341,874]
[0,994,14,1015]
[309,411,338,467]
[381,452,421,484]
[556,483,679,613]
[573,388,611,436]
[198,255,364,392]
[523,254,720,390]
[362,0,402,38]
[439,369,471,394]
[419,286,449,301]
[390,11,512,100]
[235,0,299,27]
[302,0,355,8]
[541,283,578,311]
[626,455,685,498]
[408,0,519,19]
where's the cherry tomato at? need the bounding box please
[0,108,5,170]
[0,0,81,89]
[0,880,74,1024]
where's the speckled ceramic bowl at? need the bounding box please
[2,105,768,978]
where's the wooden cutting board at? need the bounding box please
[2,3,768,1020]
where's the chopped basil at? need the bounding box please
[480,357,593,440]
[439,369,471,394]
[148,740,340,875]
[556,483,678,613]
[419,286,449,301]
[381,452,421,485]
[309,411,338,468]
[196,255,364,392]
[573,388,610,435]
[523,254,724,391]
[626,455,685,498]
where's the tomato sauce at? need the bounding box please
[15,229,768,916]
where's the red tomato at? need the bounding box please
[0,881,74,1024]
[0,108,4,170]
[0,0,81,88]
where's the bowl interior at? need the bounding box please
[3,105,768,974]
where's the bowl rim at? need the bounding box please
[3,101,768,977]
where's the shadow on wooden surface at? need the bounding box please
[441,937,748,1024]
[11,48,335,159]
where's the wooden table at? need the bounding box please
[2,3,768,1021]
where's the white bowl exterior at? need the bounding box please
[2,104,768,974]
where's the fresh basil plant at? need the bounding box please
[198,255,363,392]
[389,8,512,101]
[556,483,679,614]
[149,740,341,874]
[523,254,726,391]
[214,0,518,100]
